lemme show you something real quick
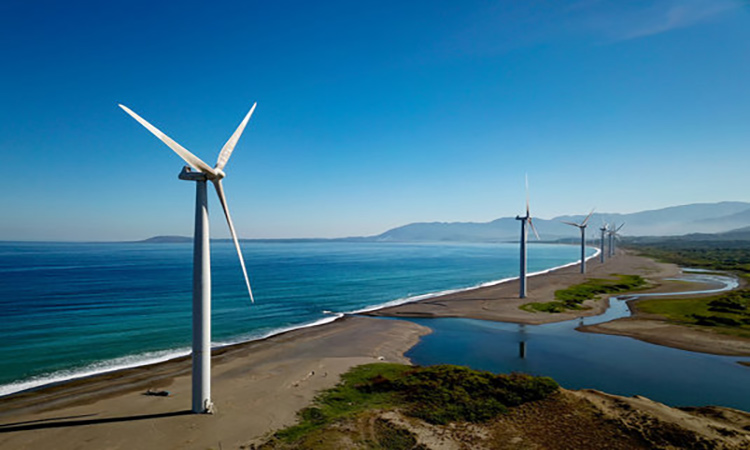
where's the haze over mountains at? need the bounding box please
[370,202,750,243]
[141,202,750,244]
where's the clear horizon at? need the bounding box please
[2,1,749,240]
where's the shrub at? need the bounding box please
[274,363,561,444]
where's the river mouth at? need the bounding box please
[402,273,750,411]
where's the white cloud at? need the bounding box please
[609,0,741,41]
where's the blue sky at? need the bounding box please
[1,0,749,240]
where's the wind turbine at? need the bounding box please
[119,103,256,414]
[609,223,625,257]
[561,209,595,274]
[515,176,540,298]
[599,223,608,263]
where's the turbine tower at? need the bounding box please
[609,223,625,257]
[119,103,256,414]
[599,223,608,263]
[515,176,540,298]
[561,209,595,274]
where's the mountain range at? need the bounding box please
[369,201,750,243]
[139,202,750,244]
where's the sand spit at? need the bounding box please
[368,250,750,357]
[366,250,681,325]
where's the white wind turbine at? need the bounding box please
[515,176,540,298]
[609,223,625,257]
[119,103,256,414]
[561,209,595,274]
[599,222,608,263]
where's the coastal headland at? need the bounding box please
[2,249,750,449]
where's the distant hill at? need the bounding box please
[627,225,750,246]
[137,202,750,244]
[370,202,750,243]
[138,236,192,243]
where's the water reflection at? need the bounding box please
[405,274,750,411]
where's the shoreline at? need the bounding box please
[365,249,683,325]
[2,249,750,447]
[0,315,429,416]
[0,244,598,399]
[2,247,738,404]
[0,315,431,449]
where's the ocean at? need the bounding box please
[0,240,592,396]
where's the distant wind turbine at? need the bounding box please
[119,103,257,414]
[609,223,625,257]
[599,223,608,263]
[561,209,595,274]
[515,176,540,298]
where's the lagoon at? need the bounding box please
[404,275,750,411]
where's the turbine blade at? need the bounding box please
[616,222,625,232]
[581,208,595,226]
[561,221,579,227]
[119,104,216,176]
[216,103,257,171]
[525,174,530,216]
[212,180,254,303]
[528,218,541,240]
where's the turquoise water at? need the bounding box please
[0,241,591,395]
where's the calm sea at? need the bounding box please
[0,240,591,395]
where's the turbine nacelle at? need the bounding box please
[517,175,540,240]
[179,166,208,181]
[561,209,595,230]
[178,165,226,181]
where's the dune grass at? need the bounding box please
[637,289,750,339]
[266,363,559,447]
[521,274,648,313]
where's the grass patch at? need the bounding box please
[268,363,558,446]
[273,363,410,443]
[629,244,750,280]
[521,274,648,314]
[637,289,750,339]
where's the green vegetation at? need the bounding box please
[521,274,648,313]
[623,241,750,337]
[372,417,426,450]
[266,363,558,447]
[629,242,750,279]
[637,289,750,339]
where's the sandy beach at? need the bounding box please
[2,248,749,449]
[0,316,429,449]
[366,250,683,325]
